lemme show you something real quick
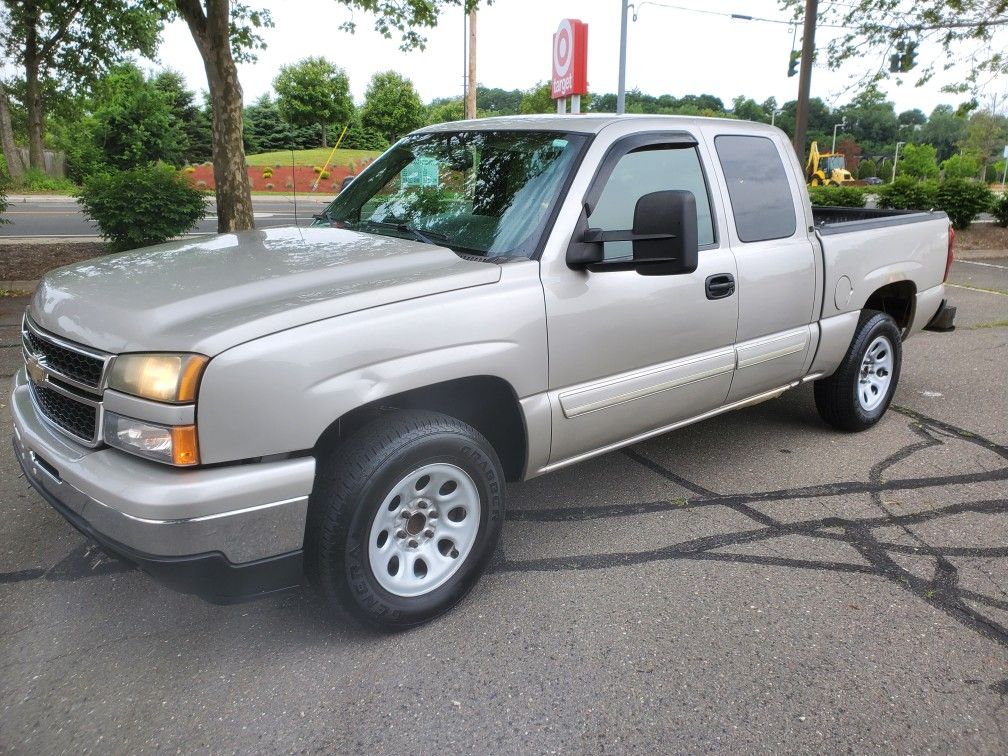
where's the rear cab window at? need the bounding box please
[714,135,797,242]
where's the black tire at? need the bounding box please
[305,410,505,630]
[814,310,902,432]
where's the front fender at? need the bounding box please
[195,263,548,464]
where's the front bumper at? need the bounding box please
[11,369,317,603]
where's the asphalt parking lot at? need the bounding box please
[1,260,1005,753]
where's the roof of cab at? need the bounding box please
[415,113,780,136]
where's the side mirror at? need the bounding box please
[566,190,699,276]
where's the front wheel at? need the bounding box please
[814,310,902,432]
[306,410,505,630]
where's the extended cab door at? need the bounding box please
[705,130,819,401]
[540,130,739,467]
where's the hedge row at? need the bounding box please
[877,176,997,229]
[807,184,869,208]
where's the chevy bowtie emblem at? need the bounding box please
[26,354,47,386]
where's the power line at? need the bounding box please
[631,2,852,29]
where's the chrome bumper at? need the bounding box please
[11,368,316,565]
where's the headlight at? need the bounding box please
[103,412,200,466]
[107,353,207,404]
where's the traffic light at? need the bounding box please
[788,50,800,78]
[901,42,918,72]
[891,40,918,72]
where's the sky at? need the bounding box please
[148,0,989,115]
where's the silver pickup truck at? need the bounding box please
[12,115,956,628]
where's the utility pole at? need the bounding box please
[617,0,629,114]
[466,8,477,119]
[792,0,818,157]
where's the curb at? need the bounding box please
[0,280,38,294]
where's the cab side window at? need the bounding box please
[589,145,716,260]
[714,135,797,242]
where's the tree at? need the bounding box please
[731,96,769,123]
[90,64,188,169]
[960,110,1008,181]
[896,143,939,179]
[152,70,211,164]
[173,0,271,232]
[274,57,353,148]
[174,0,479,233]
[898,108,927,127]
[857,158,878,179]
[342,111,389,150]
[519,82,554,114]
[361,71,426,143]
[919,104,968,162]
[427,97,465,125]
[838,86,899,153]
[475,87,522,114]
[243,94,317,153]
[941,153,980,180]
[773,97,833,142]
[781,0,1008,94]
[0,0,163,170]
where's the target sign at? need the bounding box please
[551,18,588,99]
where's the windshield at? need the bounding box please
[822,156,846,172]
[315,130,588,258]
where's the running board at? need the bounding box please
[538,381,801,475]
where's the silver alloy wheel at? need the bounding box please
[857,335,894,411]
[367,462,481,598]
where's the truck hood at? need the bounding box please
[30,226,501,355]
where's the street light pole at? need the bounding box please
[831,118,847,153]
[771,109,783,127]
[892,141,906,183]
[617,0,629,114]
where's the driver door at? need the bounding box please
[541,132,740,466]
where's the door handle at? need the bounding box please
[705,273,735,300]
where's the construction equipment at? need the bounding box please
[806,141,854,186]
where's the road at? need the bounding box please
[0,194,336,240]
[0,260,1006,752]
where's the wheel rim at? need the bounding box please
[367,462,481,598]
[857,335,894,411]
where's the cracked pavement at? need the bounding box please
[1,259,1006,753]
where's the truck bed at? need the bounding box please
[811,206,944,235]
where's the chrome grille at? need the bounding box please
[29,382,99,444]
[21,314,111,447]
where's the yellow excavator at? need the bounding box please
[806,141,854,186]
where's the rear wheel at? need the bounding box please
[814,310,902,432]
[306,410,505,630]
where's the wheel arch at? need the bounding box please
[314,375,529,482]
[863,279,917,335]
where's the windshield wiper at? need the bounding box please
[361,220,449,246]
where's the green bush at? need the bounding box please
[992,193,1008,227]
[15,168,78,193]
[877,176,939,211]
[857,158,877,179]
[896,143,939,179]
[935,179,993,229]
[808,184,867,208]
[76,163,206,251]
[940,153,980,180]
